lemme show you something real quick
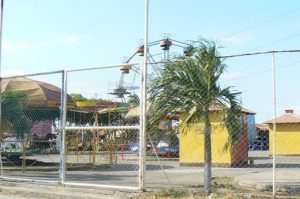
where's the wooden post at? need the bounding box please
[76,138,79,163]
[22,140,26,173]
[65,141,68,171]
[92,112,99,169]
[92,143,96,169]
[109,140,113,164]
[113,131,117,164]
[121,144,124,160]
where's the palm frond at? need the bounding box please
[149,39,242,148]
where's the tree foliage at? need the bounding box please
[149,39,242,193]
[149,40,242,144]
[2,91,31,139]
[71,93,114,103]
[70,93,88,102]
[127,94,140,108]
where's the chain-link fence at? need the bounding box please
[145,50,300,197]
[1,51,300,197]
[0,71,64,183]
[63,64,142,189]
[0,63,144,190]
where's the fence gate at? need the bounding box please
[63,64,142,190]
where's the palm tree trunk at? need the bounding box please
[204,110,212,193]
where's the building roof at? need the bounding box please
[256,123,269,131]
[208,106,255,115]
[264,109,300,124]
[1,77,74,107]
[174,105,255,115]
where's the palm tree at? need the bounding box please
[149,40,242,193]
[1,91,30,139]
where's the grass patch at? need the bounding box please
[134,179,294,199]
[211,177,236,190]
[159,188,189,199]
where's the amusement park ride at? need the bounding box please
[73,36,195,121]
[109,36,194,103]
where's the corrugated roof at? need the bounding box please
[264,113,300,124]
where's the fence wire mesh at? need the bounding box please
[145,51,300,197]
[64,64,141,188]
[271,52,300,193]
[1,52,300,197]
[0,72,63,182]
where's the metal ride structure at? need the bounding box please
[59,36,195,190]
[110,36,195,103]
[108,36,196,189]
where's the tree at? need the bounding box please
[127,94,140,108]
[70,93,88,102]
[149,40,242,193]
[71,93,115,103]
[1,91,30,139]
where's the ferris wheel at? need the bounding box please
[109,36,194,102]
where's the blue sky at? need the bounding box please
[2,0,300,122]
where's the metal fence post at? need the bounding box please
[0,0,4,177]
[272,53,277,197]
[139,0,149,191]
[139,61,146,191]
[59,70,67,184]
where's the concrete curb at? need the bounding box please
[0,180,140,199]
[234,171,300,193]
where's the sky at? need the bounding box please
[2,0,300,122]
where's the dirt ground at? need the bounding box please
[134,177,300,199]
[0,178,299,199]
[134,189,297,199]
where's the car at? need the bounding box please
[155,146,179,157]
[130,143,139,152]
[130,142,158,153]
[130,143,179,158]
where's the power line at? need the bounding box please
[222,59,300,83]
[220,49,300,58]
[224,7,300,40]
[246,33,300,52]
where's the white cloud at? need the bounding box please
[2,34,90,55]
[3,40,30,54]
[37,34,90,47]
[222,33,254,46]
[201,31,255,47]
[1,70,33,77]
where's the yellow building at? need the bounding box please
[180,109,253,166]
[266,109,300,155]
